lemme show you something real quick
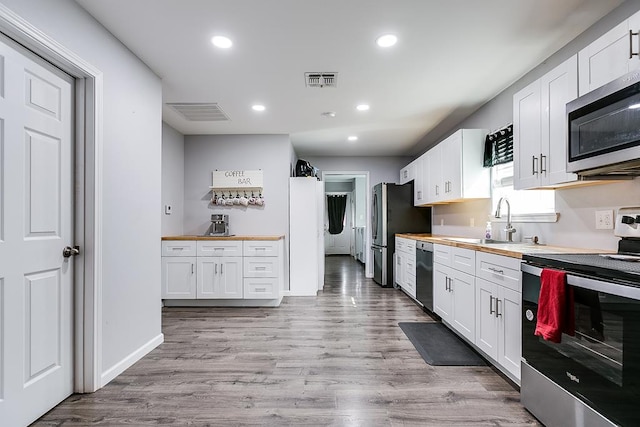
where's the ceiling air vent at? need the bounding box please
[305,72,338,88]
[167,103,230,122]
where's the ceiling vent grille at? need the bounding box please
[167,103,230,121]
[305,72,338,88]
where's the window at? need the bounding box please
[491,162,556,219]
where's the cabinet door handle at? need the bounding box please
[532,155,538,175]
[540,153,547,174]
[630,29,640,59]
[496,298,502,317]
[488,267,504,275]
[435,185,439,196]
[489,295,495,315]
[221,264,224,274]
[417,190,422,199]
[191,263,194,274]
[215,263,218,274]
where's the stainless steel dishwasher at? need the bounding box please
[416,241,434,312]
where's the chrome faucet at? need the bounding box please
[495,197,516,242]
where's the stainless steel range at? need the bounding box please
[521,207,640,427]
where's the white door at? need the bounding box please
[324,193,351,255]
[0,36,75,426]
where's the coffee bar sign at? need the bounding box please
[211,170,263,189]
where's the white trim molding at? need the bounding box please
[100,334,164,386]
[0,4,104,392]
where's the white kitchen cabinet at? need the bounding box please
[475,251,522,382]
[289,177,325,295]
[197,256,243,298]
[196,240,243,298]
[433,244,476,343]
[413,155,426,206]
[399,159,417,185]
[161,256,196,299]
[162,238,283,302]
[578,10,640,96]
[514,55,578,189]
[243,240,282,299]
[395,236,416,298]
[425,129,489,204]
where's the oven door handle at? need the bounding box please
[522,262,640,300]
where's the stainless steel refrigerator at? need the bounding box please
[371,182,432,287]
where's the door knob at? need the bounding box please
[63,245,80,258]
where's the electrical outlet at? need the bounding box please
[470,217,475,227]
[595,210,613,230]
[164,204,172,215]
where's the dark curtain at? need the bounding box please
[483,124,513,167]
[327,195,347,235]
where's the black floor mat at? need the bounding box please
[399,322,487,366]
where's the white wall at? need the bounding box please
[0,0,163,380]
[183,134,292,287]
[162,122,184,235]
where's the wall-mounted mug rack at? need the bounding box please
[210,169,265,207]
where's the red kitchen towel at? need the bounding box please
[534,268,575,343]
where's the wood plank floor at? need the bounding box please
[34,255,540,426]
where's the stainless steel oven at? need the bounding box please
[521,262,640,427]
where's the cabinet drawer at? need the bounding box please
[162,241,197,257]
[396,237,407,253]
[244,257,279,277]
[452,247,476,275]
[433,244,452,266]
[244,277,280,299]
[243,240,280,257]
[197,241,243,257]
[476,252,521,292]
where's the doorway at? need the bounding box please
[321,171,371,278]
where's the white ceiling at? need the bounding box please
[75,0,622,157]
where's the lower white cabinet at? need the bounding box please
[161,239,283,301]
[395,237,416,299]
[197,256,243,298]
[474,251,522,382]
[161,256,196,299]
[433,244,476,343]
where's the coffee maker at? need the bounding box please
[209,214,229,236]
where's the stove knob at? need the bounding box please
[622,215,635,224]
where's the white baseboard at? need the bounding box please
[100,333,164,387]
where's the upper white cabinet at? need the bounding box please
[425,129,489,205]
[399,159,417,185]
[513,55,578,190]
[578,10,640,96]
[414,155,426,206]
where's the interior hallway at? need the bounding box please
[34,256,539,426]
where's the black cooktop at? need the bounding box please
[523,253,640,286]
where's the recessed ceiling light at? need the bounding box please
[252,104,266,112]
[376,34,397,48]
[348,136,358,141]
[356,104,370,111]
[321,111,336,118]
[211,36,233,49]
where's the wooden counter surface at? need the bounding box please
[396,233,611,259]
[162,235,284,241]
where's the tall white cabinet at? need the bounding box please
[513,55,578,189]
[289,177,325,296]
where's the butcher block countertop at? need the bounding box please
[162,235,284,241]
[396,233,612,259]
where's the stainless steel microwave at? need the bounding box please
[567,69,640,176]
